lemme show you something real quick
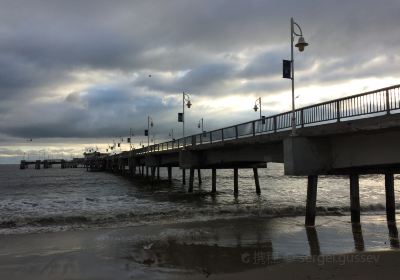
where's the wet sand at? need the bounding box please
[0,215,399,279]
[181,250,400,280]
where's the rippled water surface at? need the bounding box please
[0,164,399,234]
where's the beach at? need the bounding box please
[0,214,399,279]
[0,164,399,279]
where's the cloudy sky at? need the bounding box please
[0,0,399,163]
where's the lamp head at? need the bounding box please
[150,121,154,127]
[253,104,258,112]
[186,100,192,108]
[295,36,308,52]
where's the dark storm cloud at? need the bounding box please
[241,48,287,79]
[2,83,182,138]
[135,62,238,94]
[0,0,400,143]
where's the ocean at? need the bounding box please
[0,164,398,235]
[0,164,399,279]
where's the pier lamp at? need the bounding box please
[181,92,192,145]
[147,116,154,151]
[285,17,309,135]
[197,118,204,132]
[253,97,262,119]
[169,129,174,140]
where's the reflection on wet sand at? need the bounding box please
[352,223,365,251]
[388,222,399,249]
[124,219,400,275]
[306,226,321,256]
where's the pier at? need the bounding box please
[22,84,400,226]
[20,158,85,169]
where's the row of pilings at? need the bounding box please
[87,156,262,196]
[86,155,397,229]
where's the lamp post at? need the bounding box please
[169,129,174,140]
[253,97,262,119]
[129,128,132,151]
[289,17,308,135]
[197,118,204,132]
[147,116,154,151]
[182,92,192,144]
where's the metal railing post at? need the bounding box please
[336,100,341,122]
[252,121,256,136]
[273,116,277,133]
[386,90,391,114]
[235,126,238,139]
[221,129,224,142]
[301,109,304,128]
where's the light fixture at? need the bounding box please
[295,36,308,52]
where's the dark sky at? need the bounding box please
[1,0,399,161]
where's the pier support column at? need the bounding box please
[305,175,318,226]
[385,173,396,224]
[151,167,156,181]
[253,168,261,195]
[157,166,160,180]
[188,168,194,193]
[146,166,149,178]
[350,174,361,224]
[167,166,172,183]
[198,169,202,185]
[211,168,217,193]
[182,169,186,185]
[233,168,239,196]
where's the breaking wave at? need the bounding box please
[0,203,392,234]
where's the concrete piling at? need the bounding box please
[234,168,238,196]
[151,167,156,181]
[350,174,361,224]
[188,168,194,193]
[182,169,186,185]
[167,166,172,183]
[197,169,202,184]
[385,173,396,224]
[305,175,318,226]
[253,168,261,195]
[211,168,217,193]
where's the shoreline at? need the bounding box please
[0,214,399,279]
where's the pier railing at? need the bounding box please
[135,84,400,154]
